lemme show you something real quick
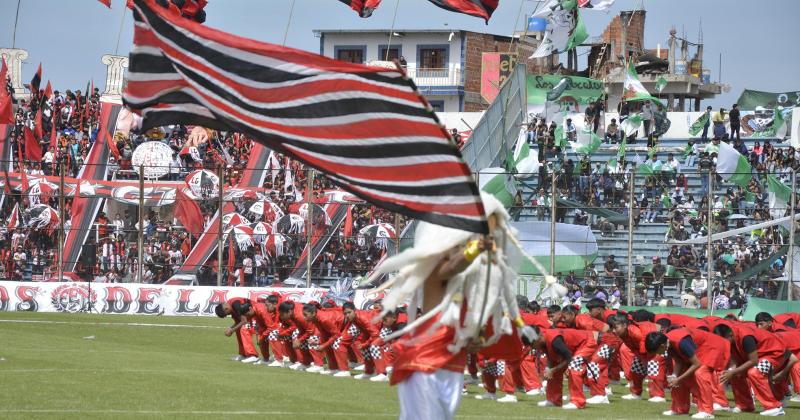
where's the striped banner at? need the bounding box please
[288,201,348,280]
[124,0,486,234]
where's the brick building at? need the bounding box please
[314,29,549,112]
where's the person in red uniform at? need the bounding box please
[258,294,288,367]
[558,304,619,404]
[277,300,322,370]
[302,303,344,374]
[756,313,800,403]
[341,302,386,380]
[371,309,405,382]
[585,299,625,384]
[215,297,258,363]
[713,322,790,416]
[756,312,799,332]
[250,295,280,365]
[654,313,709,330]
[773,312,800,329]
[645,328,731,418]
[607,314,667,401]
[526,327,598,409]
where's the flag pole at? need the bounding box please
[217,164,225,287]
[282,0,296,46]
[788,170,796,301]
[137,165,144,283]
[305,168,315,288]
[11,0,22,49]
[58,162,65,283]
[550,169,557,275]
[627,164,635,306]
[706,169,714,313]
[114,3,128,56]
[384,0,401,61]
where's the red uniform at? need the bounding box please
[289,304,323,366]
[665,328,731,415]
[310,308,345,370]
[345,310,386,375]
[655,313,709,330]
[542,329,598,408]
[774,313,800,329]
[391,313,467,386]
[619,321,666,398]
[228,297,257,358]
[728,323,788,411]
[570,314,620,397]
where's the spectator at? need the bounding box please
[605,118,619,143]
[729,103,741,141]
[700,106,712,141]
[680,288,698,308]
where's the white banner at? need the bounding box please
[0,282,377,316]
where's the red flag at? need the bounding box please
[42,81,52,102]
[0,58,13,124]
[106,127,121,160]
[23,126,42,161]
[7,204,20,230]
[426,0,498,23]
[343,205,353,237]
[2,171,11,194]
[20,167,29,192]
[34,108,44,139]
[29,63,42,94]
[71,181,84,220]
[98,0,112,7]
[174,188,205,237]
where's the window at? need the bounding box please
[378,46,401,62]
[428,100,445,112]
[335,46,366,64]
[419,47,446,69]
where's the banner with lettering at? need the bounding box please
[0,282,378,315]
[526,74,604,124]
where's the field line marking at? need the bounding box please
[0,319,218,329]
[0,409,573,419]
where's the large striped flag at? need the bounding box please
[338,0,382,17]
[426,0,499,22]
[124,0,487,233]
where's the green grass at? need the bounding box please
[0,312,796,419]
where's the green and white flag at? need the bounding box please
[530,2,588,58]
[767,174,792,219]
[655,76,667,93]
[554,124,568,148]
[513,131,539,179]
[570,128,602,155]
[688,112,709,136]
[617,138,626,157]
[607,156,618,171]
[619,113,643,134]
[716,141,752,187]
[512,220,598,275]
[479,167,517,208]
[753,107,787,138]
[623,60,658,102]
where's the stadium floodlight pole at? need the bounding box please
[217,164,225,287]
[550,169,557,275]
[788,170,797,301]
[394,212,400,254]
[706,169,713,312]
[137,165,144,284]
[306,168,315,288]
[627,164,635,306]
[58,162,65,283]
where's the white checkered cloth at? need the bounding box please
[756,359,773,375]
[568,356,586,372]
[291,329,299,340]
[484,361,506,377]
[379,327,392,351]
[361,344,382,361]
[331,337,343,350]
[596,344,613,360]
[347,324,360,338]
[586,361,601,380]
[267,329,279,341]
[630,356,646,376]
[300,335,320,350]
[646,359,660,377]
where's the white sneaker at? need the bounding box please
[790,395,800,403]
[538,400,556,407]
[730,407,742,414]
[605,386,613,396]
[475,393,497,400]
[649,396,667,403]
[713,403,730,412]
[370,373,389,382]
[354,364,365,371]
[760,407,785,416]
[319,369,333,375]
[586,395,610,404]
[305,365,323,373]
[267,360,284,368]
[497,394,518,403]
[353,373,374,380]
[231,355,244,361]
[662,410,678,416]
[241,356,259,363]
[622,394,642,400]
[691,413,715,419]
[253,358,267,365]
[563,403,579,410]
[333,370,351,377]
[386,366,393,374]
[525,388,543,396]
[289,363,308,371]
[288,362,302,370]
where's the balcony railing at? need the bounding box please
[404,67,463,87]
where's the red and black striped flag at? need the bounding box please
[338,0,382,17]
[29,63,42,94]
[427,0,499,23]
[124,0,487,233]
[98,0,112,8]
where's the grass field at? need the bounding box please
[1,312,797,420]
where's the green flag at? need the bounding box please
[717,141,752,188]
[661,193,672,209]
[637,160,653,176]
[570,128,602,155]
[753,107,787,138]
[479,167,517,208]
[623,60,659,102]
[767,174,792,206]
[689,112,709,136]
[620,113,643,135]
[655,76,667,93]
[554,125,567,148]
[617,137,627,157]
[682,142,694,159]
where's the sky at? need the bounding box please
[2,0,798,107]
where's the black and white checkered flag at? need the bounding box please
[756,359,773,375]
[568,356,586,372]
[630,356,646,376]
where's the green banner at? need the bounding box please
[527,75,605,106]
[741,297,800,321]
[736,89,800,110]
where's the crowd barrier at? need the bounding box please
[0,281,375,315]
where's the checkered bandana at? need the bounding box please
[756,359,773,376]
[347,324,360,338]
[596,344,613,360]
[267,329,279,341]
[630,356,646,376]
[484,361,506,377]
[300,335,320,350]
[568,356,586,372]
[586,361,602,380]
[646,359,660,377]
[361,344,382,361]
[331,337,342,350]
